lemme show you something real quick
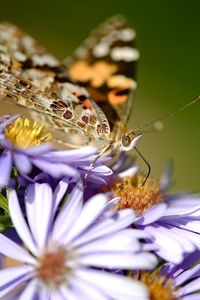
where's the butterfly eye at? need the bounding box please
[122,134,131,147]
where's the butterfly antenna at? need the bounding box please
[134,146,151,186]
[135,95,200,132]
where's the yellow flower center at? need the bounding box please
[135,272,176,300]
[5,117,52,148]
[112,174,163,216]
[37,245,71,286]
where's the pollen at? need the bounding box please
[112,174,163,216]
[37,246,68,286]
[136,272,176,300]
[5,117,52,148]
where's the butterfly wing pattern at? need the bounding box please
[65,16,139,127]
[0,17,142,153]
[0,22,111,148]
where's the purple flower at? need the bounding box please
[0,180,157,299]
[135,192,200,264]
[0,115,112,188]
[135,250,200,299]
[112,163,200,264]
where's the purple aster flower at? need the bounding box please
[0,115,112,188]
[133,250,200,299]
[0,179,157,299]
[110,163,200,264]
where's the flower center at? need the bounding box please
[5,117,52,148]
[37,246,70,286]
[138,272,176,300]
[112,174,163,215]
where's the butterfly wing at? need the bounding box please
[64,16,139,127]
[0,22,110,148]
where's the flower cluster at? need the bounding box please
[0,114,200,300]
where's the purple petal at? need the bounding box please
[75,268,149,300]
[136,203,167,225]
[52,177,69,216]
[180,295,200,300]
[163,218,200,234]
[23,143,53,155]
[160,222,200,248]
[175,264,200,286]
[118,166,138,178]
[80,164,112,175]
[77,229,141,253]
[160,224,196,252]
[25,183,53,249]
[48,290,64,300]
[0,233,36,264]
[42,147,97,161]
[32,158,78,177]
[0,150,12,187]
[0,114,19,129]
[177,277,200,296]
[79,252,157,270]
[59,285,81,300]
[172,251,200,277]
[160,161,173,192]
[72,209,135,248]
[66,277,107,300]
[164,196,200,216]
[62,194,108,245]
[38,286,51,300]
[51,183,83,240]
[13,152,32,174]
[104,197,121,210]
[9,190,38,256]
[143,225,184,263]
[0,265,35,297]
[18,279,37,300]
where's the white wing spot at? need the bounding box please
[32,54,59,66]
[0,26,15,41]
[14,51,27,62]
[107,75,137,89]
[22,36,34,49]
[118,28,136,41]
[93,43,110,57]
[75,46,88,58]
[111,47,140,62]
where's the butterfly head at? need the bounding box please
[118,129,143,151]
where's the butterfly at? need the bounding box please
[0,16,142,154]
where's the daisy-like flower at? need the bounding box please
[133,250,200,299]
[0,180,157,299]
[111,164,200,264]
[0,115,112,188]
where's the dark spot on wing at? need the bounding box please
[55,73,71,83]
[21,58,33,69]
[115,89,129,96]
[78,94,87,101]
[19,79,29,87]
[51,101,66,111]
[63,110,73,119]
[82,115,89,124]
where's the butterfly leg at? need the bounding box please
[84,143,112,185]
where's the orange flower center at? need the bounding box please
[134,272,176,300]
[112,174,163,215]
[5,117,52,148]
[37,246,70,286]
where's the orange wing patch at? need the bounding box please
[68,60,118,88]
[107,75,137,105]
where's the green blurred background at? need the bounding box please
[0,0,199,192]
